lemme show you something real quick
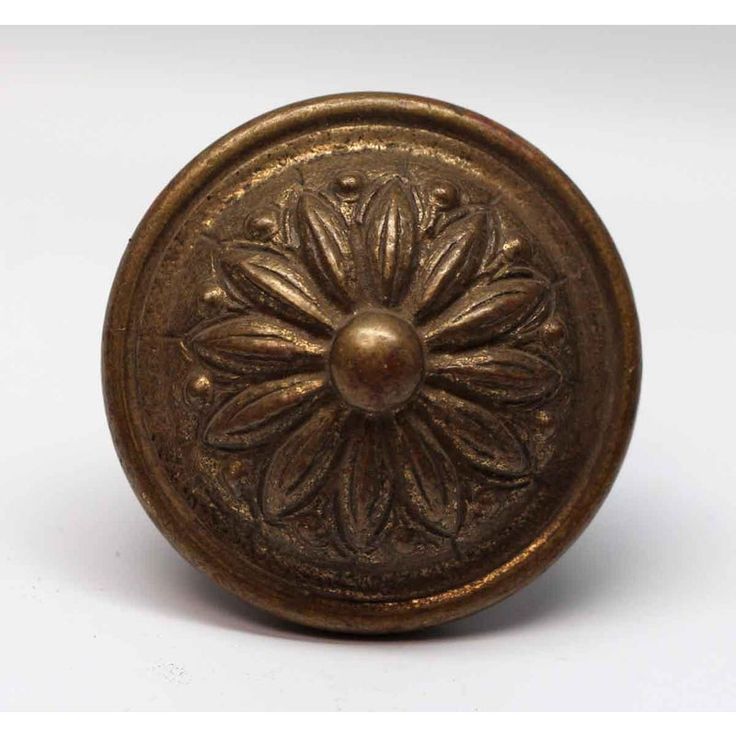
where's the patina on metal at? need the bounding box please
[103,93,641,633]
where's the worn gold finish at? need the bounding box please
[330,311,424,413]
[103,93,640,633]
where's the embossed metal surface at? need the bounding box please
[103,93,640,633]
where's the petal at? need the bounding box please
[363,179,417,305]
[204,373,325,449]
[192,315,325,376]
[492,266,556,334]
[423,273,551,350]
[220,246,338,333]
[394,413,463,536]
[429,347,561,404]
[413,210,490,320]
[420,387,530,479]
[262,401,347,519]
[296,192,357,308]
[335,420,393,551]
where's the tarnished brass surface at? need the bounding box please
[103,93,640,633]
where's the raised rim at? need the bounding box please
[103,92,641,633]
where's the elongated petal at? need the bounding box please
[413,211,489,319]
[429,347,561,404]
[220,246,337,333]
[335,421,393,551]
[297,192,357,308]
[262,402,347,519]
[423,274,550,350]
[192,315,325,376]
[363,179,417,305]
[394,414,462,536]
[204,373,325,449]
[421,387,530,479]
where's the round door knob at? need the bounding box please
[103,93,640,633]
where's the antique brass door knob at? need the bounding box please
[103,93,640,633]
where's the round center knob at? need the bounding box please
[330,311,424,413]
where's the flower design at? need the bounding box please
[189,174,561,551]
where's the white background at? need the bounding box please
[1,26,735,711]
